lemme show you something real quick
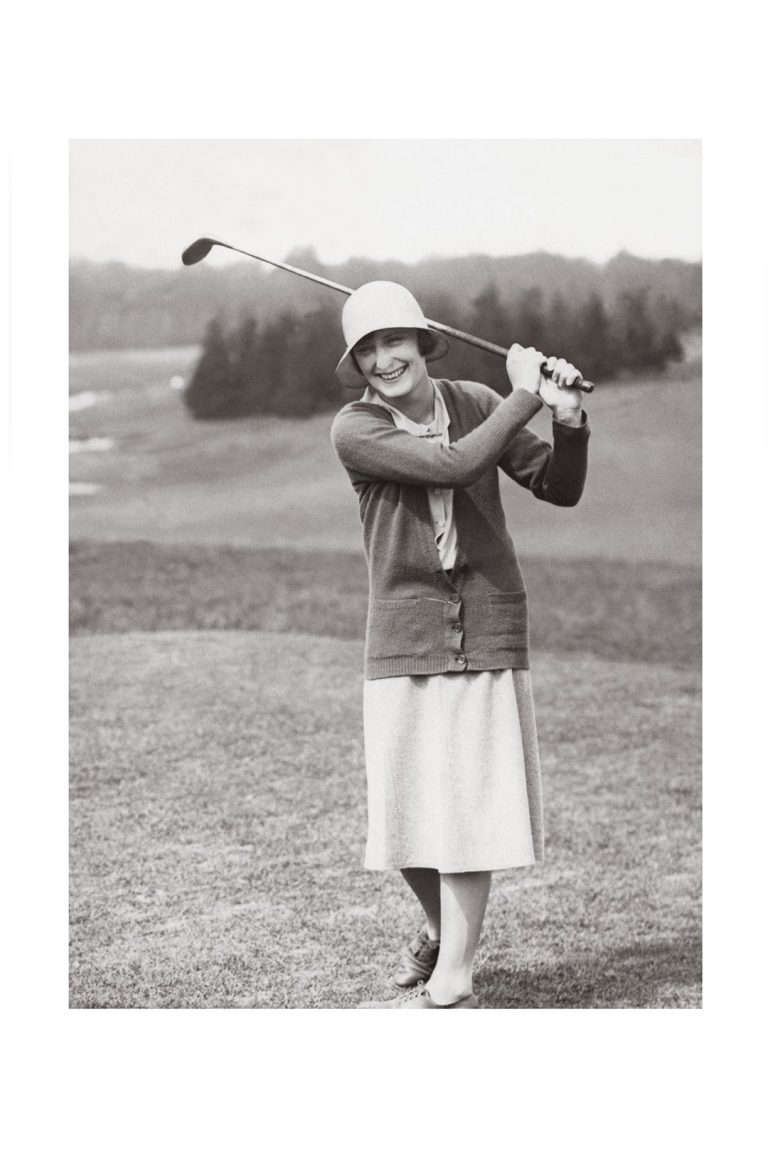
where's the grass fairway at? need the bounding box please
[70,542,700,669]
[70,630,700,1009]
[70,350,701,565]
[70,348,701,1008]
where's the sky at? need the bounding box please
[69,139,701,269]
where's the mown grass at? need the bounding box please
[70,345,200,395]
[70,631,700,1009]
[70,541,700,669]
[70,368,701,565]
[69,349,701,1009]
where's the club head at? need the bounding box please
[181,236,221,266]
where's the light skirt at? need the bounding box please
[362,668,544,872]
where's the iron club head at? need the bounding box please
[181,236,226,265]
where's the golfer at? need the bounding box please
[330,281,590,1008]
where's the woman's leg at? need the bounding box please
[401,867,441,940]
[426,871,492,1004]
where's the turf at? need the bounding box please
[70,631,700,1009]
[69,349,701,1008]
[70,542,700,669]
[70,364,701,565]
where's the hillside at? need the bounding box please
[69,348,701,566]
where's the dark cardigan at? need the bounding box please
[331,378,590,679]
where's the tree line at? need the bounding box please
[183,284,686,420]
[70,248,701,351]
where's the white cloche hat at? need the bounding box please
[335,280,449,389]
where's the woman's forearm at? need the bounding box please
[331,388,543,487]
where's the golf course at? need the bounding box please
[70,346,701,1009]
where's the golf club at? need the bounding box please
[181,235,595,393]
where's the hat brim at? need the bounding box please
[335,330,451,390]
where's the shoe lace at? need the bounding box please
[396,983,428,1004]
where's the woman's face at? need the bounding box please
[353,328,430,402]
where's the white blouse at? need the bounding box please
[362,381,458,570]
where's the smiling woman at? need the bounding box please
[334,281,450,404]
[351,329,438,421]
[330,279,590,1009]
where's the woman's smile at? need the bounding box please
[352,328,435,419]
[377,364,407,383]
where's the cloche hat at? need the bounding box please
[335,280,449,389]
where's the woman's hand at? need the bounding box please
[505,344,546,394]
[538,356,584,425]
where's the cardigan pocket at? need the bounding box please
[367,597,447,660]
[480,591,529,652]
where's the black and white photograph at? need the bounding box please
[68,139,702,1010]
[7,0,768,1145]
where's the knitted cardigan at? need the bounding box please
[330,378,590,680]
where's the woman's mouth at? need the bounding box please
[377,365,407,383]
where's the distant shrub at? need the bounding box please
[184,284,688,419]
[183,319,239,420]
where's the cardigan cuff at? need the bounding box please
[552,410,589,438]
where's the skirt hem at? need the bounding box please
[363,855,542,873]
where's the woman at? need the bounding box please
[330,280,590,1008]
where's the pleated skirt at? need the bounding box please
[362,668,544,873]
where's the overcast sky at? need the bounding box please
[70,139,701,269]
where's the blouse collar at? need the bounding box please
[362,379,450,436]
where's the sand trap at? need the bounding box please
[70,482,103,496]
[70,437,115,454]
[69,391,110,412]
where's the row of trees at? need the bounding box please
[70,249,701,351]
[183,285,685,420]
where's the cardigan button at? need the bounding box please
[450,593,460,603]
[454,654,466,664]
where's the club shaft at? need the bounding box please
[221,242,353,297]
[196,239,595,393]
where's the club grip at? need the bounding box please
[425,320,596,393]
[540,363,594,394]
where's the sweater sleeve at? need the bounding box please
[468,379,590,506]
[330,388,543,487]
[498,413,590,506]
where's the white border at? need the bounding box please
[7,1,768,1147]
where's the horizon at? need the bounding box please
[69,245,702,274]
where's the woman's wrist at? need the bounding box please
[552,408,583,427]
